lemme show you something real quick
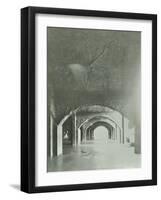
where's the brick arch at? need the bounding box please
[76,105,123,131]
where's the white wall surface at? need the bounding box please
[0,0,159,199]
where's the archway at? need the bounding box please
[93,126,110,143]
[79,118,122,145]
[51,105,133,157]
[85,121,113,142]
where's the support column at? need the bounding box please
[81,126,86,143]
[57,124,63,156]
[112,128,115,140]
[117,126,120,143]
[77,128,81,145]
[50,115,60,157]
[120,128,123,143]
[72,112,77,146]
[50,115,54,158]
[122,115,125,144]
[90,129,94,140]
[135,124,141,154]
[113,128,116,140]
[114,127,117,140]
[124,118,129,144]
[109,128,112,139]
[116,126,121,144]
[86,128,90,140]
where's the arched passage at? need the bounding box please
[55,105,122,156]
[78,116,122,145]
[86,121,113,142]
[52,105,134,157]
[86,121,112,141]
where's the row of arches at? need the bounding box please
[84,121,119,142]
[49,105,137,158]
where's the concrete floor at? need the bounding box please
[47,140,141,172]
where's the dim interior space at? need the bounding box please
[47,28,141,172]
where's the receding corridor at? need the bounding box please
[48,126,141,172]
[47,28,141,172]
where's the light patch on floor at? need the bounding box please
[48,140,141,172]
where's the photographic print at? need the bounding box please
[21,7,157,193]
[47,27,141,172]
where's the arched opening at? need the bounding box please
[81,120,119,145]
[94,126,109,143]
[52,105,136,158]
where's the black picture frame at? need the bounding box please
[21,6,157,193]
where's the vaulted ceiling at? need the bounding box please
[47,27,141,125]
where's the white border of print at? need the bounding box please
[35,14,152,186]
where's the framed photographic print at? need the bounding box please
[21,6,157,193]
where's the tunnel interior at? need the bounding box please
[81,121,114,143]
[47,28,141,172]
[49,105,139,157]
[48,105,141,172]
